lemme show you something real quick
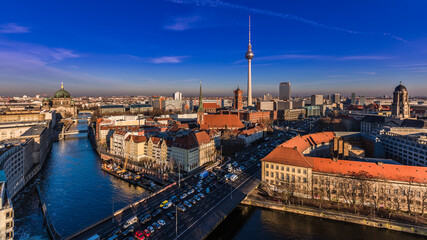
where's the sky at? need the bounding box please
[0,0,426,97]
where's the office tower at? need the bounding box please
[332,93,340,103]
[311,95,323,106]
[173,92,182,100]
[279,82,291,101]
[351,93,356,105]
[263,93,272,101]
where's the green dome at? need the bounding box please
[53,82,71,98]
[54,89,71,98]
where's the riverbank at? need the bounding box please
[241,189,427,237]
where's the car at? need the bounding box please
[142,229,150,237]
[152,209,161,217]
[197,188,203,192]
[166,212,175,220]
[205,188,210,194]
[123,226,135,236]
[139,214,151,224]
[183,201,192,208]
[196,183,202,188]
[152,222,161,230]
[180,193,187,199]
[197,180,203,184]
[177,204,186,212]
[170,195,178,205]
[158,219,166,226]
[112,228,121,236]
[190,198,197,204]
[108,235,119,240]
[147,226,155,234]
[160,200,169,208]
[163,201,172,209]
[124,216,138,229]
[134,231,145,240]
[198,193,205,198]
[187,189,195,195]
[194,195,201,201]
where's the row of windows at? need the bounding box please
[265,163,307,174]
[265,171,307,183]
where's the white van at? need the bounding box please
[123,216,138,228]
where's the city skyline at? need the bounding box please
[1,1,427,97]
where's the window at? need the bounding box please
[6,211,13,219]
[286,167,289,172]
[270,172,273,177]
[276,166,279,170]
[292,168,295,173]
[297,169,301,174]
[266,163,269,168]
[303,178,307,183]
[281,166,284,171]
[303,169,307,174]
[281,173,284,180]
[270,164,274,169]
[266,171,269,177]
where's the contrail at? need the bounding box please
[165,0,406,42]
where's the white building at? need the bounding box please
[378,127,427,166]
[173,92,182,100]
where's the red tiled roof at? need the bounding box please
[280,132,335,152]
[202,114,244,129]
[126,135,147,143]
[262,147,313,168]
[309,157,427,184]
[194,131,212,145]
[203,103,220,109]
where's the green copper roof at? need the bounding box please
[53,89,71,98]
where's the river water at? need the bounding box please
[12,121,424,240]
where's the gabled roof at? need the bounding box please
[194,131,212,145]
[262,147,313,168]
[203,103,221,109]
[201,114,244,129]
[280,132,335,152]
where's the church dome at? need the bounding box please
[53,82,71,98]
[394,83,407,92]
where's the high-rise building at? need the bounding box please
[359,96,366,106]
[391,82,410,119]
[351,93,356,105]
[263,93,273,101]
[279,82,291,101]
[331,93,340,103]
[173,92,182,100]
[245,15,254,107]
[311,95,323,106]
[233,86,243,110]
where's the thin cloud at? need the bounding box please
[165,0,406,42]
[340,55,392,60]
[164,16,201,31]
[0,23,30,33]
[52,48,79,60]
[151,56,187,63]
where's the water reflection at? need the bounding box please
[14,122,149,239]
[207,205,426,240]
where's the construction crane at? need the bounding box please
[117,141,130,174]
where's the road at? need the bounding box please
[66,130,291,240]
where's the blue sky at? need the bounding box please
[0,0,426,97]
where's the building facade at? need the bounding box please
[392,83,410,119]
[279,82,291,101]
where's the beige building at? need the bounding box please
[0,181,13,239]
[262,132,427,214]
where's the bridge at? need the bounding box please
[65,164,261,240]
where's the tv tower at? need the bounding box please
[245,15,254,107]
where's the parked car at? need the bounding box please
[139,214,151,224]
[158,219,166,226]
[177,204,186,212]
[198,193,205,198]
[152,222,161,230]
[183,201,192,208]
[180,193,187,199]
[163,201,172,209]
[123,226,135,236]
[160,200,169,208]
[134,231,145,240]
[142,229,150,237]
[152,209,161,217]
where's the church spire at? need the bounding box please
[198,81,204,113]
[61,82,64,90]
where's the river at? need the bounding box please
[12,121,424,240]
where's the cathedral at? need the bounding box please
[391,82,410,119]
[42,83,77,118]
